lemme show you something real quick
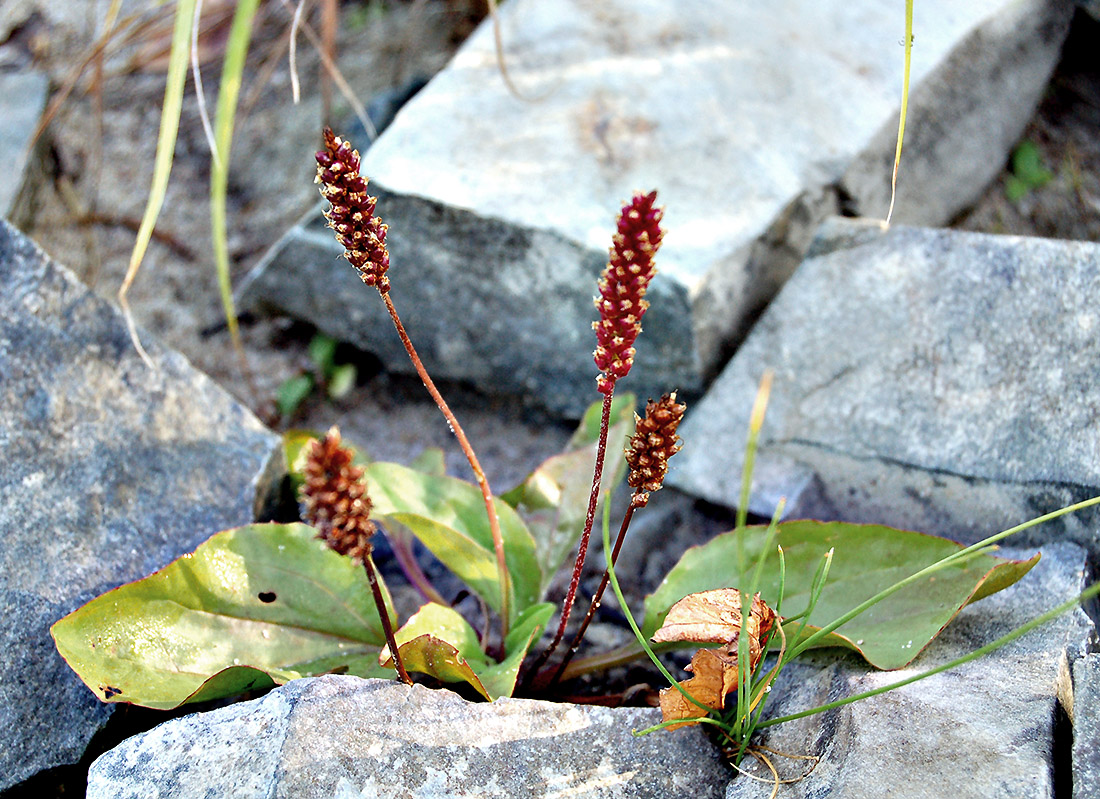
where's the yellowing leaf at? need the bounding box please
[51,523,394,709]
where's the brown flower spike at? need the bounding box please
[300,426,375,563]
[593,191,664,394]
[315,128,391,293]
[625,392,685,506]
[299,426,412,685]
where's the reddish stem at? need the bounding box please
[527,389,615,682]
[364,554,412,684]
[385,528,447,607]
[381,292,512,638]
[549,497,639,686]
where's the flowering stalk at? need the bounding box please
[300,426,411,684]
[529,191,664,678]
[315,129,512,638]
[549,393,685,686]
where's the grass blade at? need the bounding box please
[117,0,198,367]
[210,0,260,379]
[885,0,913,225]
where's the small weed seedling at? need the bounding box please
[276,332,359,419]
[1005,139,1055,202]
[51,130,1100,791]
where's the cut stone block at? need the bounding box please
[239,0,1071,416]
[723,543,1090,798]
[670,217,1100,557]
[86,674,732,798]
[0,221,283,790]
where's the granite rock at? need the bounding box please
[0,220,283,790]
[86,675,732,798]
[239,0,1071,416]
[670,217,1100,557]
[1072,653,1100,798]
[724,543,1091,799]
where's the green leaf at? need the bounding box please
[284,428,322,482]
[384,602,554,699]
[410,447,447,477]
[1012,140,1054,186]
[365,462,541,624]
[327,363,357,399]
[50,523,395,710]
[502,394,635,595]
[642,520,1038,670]
[277,374,315,418]
[1006,140,1053,202]
[308,333,337,376]
[1005,175,1030,203]
[569,393,636,448]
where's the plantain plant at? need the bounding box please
[49,131,1098,794]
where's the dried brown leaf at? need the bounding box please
[655,590,779,729]
[652,589,776,647]
[659,648,731,729]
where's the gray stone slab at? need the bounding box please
[0,69,49,221]
[0,220,283,790]
[86,674,733,798]
[238,0,1070,416]
[670,217,1100,557]
[1073,653,1100,798]
[724,543,1091,799]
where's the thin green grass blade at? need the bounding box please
[736,372,773,590]
[736,499,784,735]
[786,496,1100,661]
[117,0,197,366]
[885,0,914,224]
[210,0,260,361]
[602,499,714,716]
[760,579,1100,728]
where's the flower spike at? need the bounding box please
[299,426,412,684]
[315,127,391,293]
[593,191,664,394]
[625,392,686,506]
[300,426,375,563]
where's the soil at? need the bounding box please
[3,4,1100,791]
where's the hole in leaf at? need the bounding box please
[258,591,277,603]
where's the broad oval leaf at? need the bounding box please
[50,523,395,709]
[286,432,535,621]
[365,461,541,624]
[382,602,554,700]
[501,394,635,595]
[643,520,1039,670]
